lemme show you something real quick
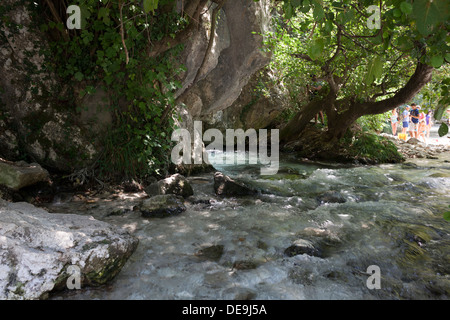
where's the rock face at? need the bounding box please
[140,194,187,218]
[202,70,288,132]
[175,0,280,134]
[0,0,104,171]
[177,0,271,115]
[0,159,49,190]
[0,0,276,172]
[214,172,257,197]
[0,200,138,300]
[145,174,194,198]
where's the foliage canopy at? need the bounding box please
[266,0,449,140]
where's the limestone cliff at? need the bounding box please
[0,0,280,174]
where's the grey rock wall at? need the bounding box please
[0,1,108,171]
[176,0,277,132]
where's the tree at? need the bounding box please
[271,0,449,143]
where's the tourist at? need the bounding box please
[409,103,420,139]
[402,105,410,135]
[418,113,427,143]
[426,111,432,139]
[390,108,398,136]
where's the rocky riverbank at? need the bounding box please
[379,133,450,160]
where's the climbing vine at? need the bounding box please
[34,0,192,179]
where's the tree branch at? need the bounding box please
[290,53,314,62]
[44,0,70,41]
[325,27,342,67]
[119,0,129,65]
[361,62,434,115]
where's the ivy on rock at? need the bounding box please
[35,0,193,179]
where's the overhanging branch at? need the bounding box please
[361,62,434,115]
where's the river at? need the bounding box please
[47,151,450,300]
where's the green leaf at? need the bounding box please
[430,55,444,68]
[308,38,325,60]
[312,0,325,20]
[98,7,110,24]
[284,3,294,19]
[291,0,302,8]
[393,8,402,17]
[373,56,383,79]
[143,0,159,14]
[324,20,333,33]
[79,4,91,29]
[74,72,84,81]
[412,0,448,36]
[438,123,449,137]
[400,2,413,14]
[365,56,383,85]
[301,0,311,13]
[434,104,448,120]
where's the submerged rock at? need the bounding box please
[140,194,186,218]
[195,245,224,261]
[316,191,346,205]
[221,287,257,300]
[0,200,138,300]
[232,260,259,270]
[145,174,193,198]
[284,239,323,258]
[214,172,257,197]
[0,159,49,191]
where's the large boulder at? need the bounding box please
[0,159,49,190]
[0,200,138,300]
[0,1,107,172]
[213,172,257,197]
[145,174,194,198]
[176,0,271,116]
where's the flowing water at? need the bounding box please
[48,151,450,300]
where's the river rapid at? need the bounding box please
[47,151,450,300]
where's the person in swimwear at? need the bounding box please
[390,108,399,136]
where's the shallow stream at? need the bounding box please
[47,152,450,300]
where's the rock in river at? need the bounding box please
[284,239,323,258]
[214,172,257,197]
[0,199,138,300]
[316,190,346,205]
[140,194,186,218]
[145,174,194,198]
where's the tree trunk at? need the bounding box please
[280,99,325,142]
[327,110,359,140]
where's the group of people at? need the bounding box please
[391,103,433,142]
